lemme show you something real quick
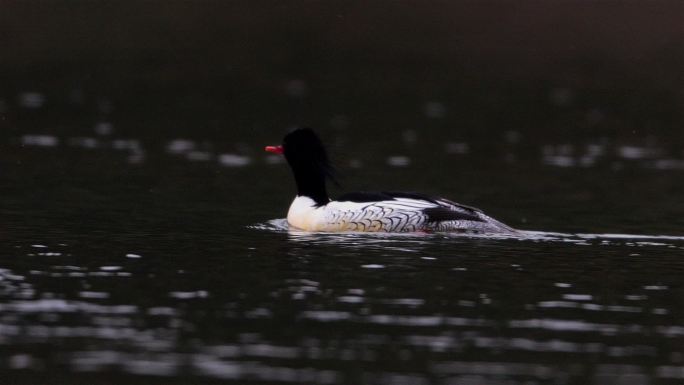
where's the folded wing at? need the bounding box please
[328,191,514,233]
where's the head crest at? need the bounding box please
[282,128,339,185]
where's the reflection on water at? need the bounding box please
[17,92,45,109]
[542,143,684,170]
[2,2,684,382]
[16,126,684,171]
[257,218,684,249]
[21,135,59,147]
[1,229,684,383]
[5,122,684,383]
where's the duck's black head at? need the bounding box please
[265,128,334,205]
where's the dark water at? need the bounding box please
[2,2,684,384]
[3,132,684,385]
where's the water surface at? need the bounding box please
[2,133,684,384]
[2,2,684,383]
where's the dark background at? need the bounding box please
[2,1,682,142]
[2,1,683,233]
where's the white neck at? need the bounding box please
[287,196,326,231]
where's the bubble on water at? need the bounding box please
[653,159,684,170]
[9,354,35,369]
[361,264,385,269]
[100,266,122,271]
[79,291,110,299]
[167,139,196,154]
[0,299,136,314]
[619,146,657,160]
[625,295,647,301]
[563,294,593,301]
[68,137,99,149]
[186,151,212,162]
[387,156,411,167]
[94,122,114,136]
[37,252,62,256]
[382,298,425,306]
[337,296,364,304]
[169,290,209,299]
[423,101,445,119]
[18,92,45,109]
[544,155,575,167]
[300,310,352,322]
[52,265,83,271]
[587,143,605,156]
[147,307,177,316]
[218,154,251,167]
[644,285,668,291]
[21,135,59,147]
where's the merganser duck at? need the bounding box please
[265,128,517,234]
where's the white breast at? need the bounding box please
[287,196,325,231]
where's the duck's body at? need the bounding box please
[287,193,515,233]
[267,128,517,234]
